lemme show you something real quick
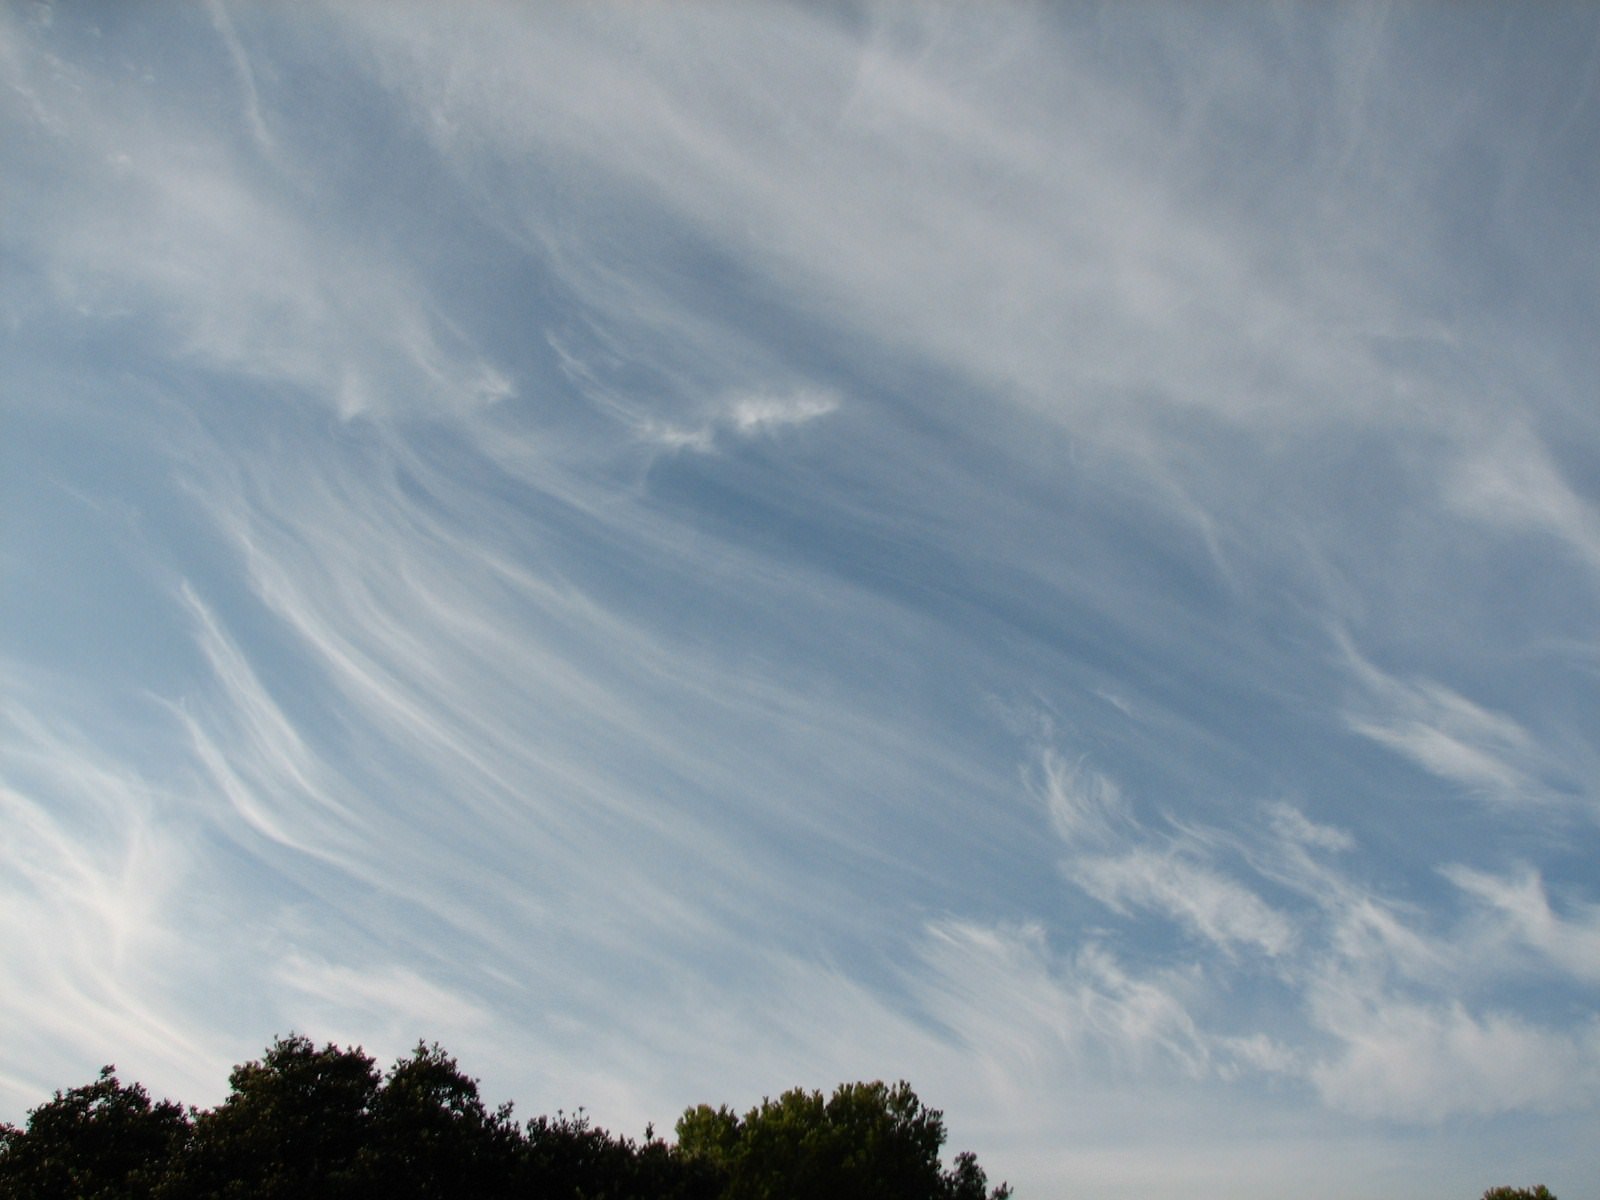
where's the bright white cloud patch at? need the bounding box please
[3,3,1598,1197]
[1444,864,1600,985]
[1308,992,1600,1122]
[727,389,840,437]
[636,387,840,453]
[1072,850,1297,959]
[1031,746,1600,1128]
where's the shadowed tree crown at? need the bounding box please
[0,1067,189,1200]
[1,1039,1007,1200]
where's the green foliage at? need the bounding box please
[1,1038,1008,1200]
[159,1036,532,1200]
[1481,1188,1557,1200]
[161,1035,382,1200]
[0,1066,189,1200]
[675,1104,743,1164]
[942,1151,1005,1200]
[362,1042,523,1199]
[674,1080,1010,1200]
[523,1107,721,1200]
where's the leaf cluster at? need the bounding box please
[674,1081,1009,1200]
[0,1038,1005,1200]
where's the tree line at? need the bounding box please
[0,1035,1010,1199]
[0,1037,1561,1200]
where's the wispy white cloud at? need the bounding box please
[204,0,273,154]
[914,919,1211,1084]
[275,952,492,1050]
[1073,849,1297,959]
[2,11,509,423]
[1446,420,1600,575]
[177,582,357,853]
[727,388,840,437]
[1035,750,1296,959]
[0,697,235,1115]
[1338,633,1558,806]
[1308,988,1600,1122]
[1444,864,1600,986]
[1035,751,1133,848]
[1030,744,1600,1124]
[633,387,841,454]
[340,0,1557,484]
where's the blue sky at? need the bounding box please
[3,3,1598,1196]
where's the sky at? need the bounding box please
[2,2,1599,1196]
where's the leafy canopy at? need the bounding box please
[674,1079,1011,1200]
[0,1037,1005,1200]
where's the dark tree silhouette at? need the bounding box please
[160,1036,381,1200]
[1,1038,1008,1200]
[362,1042,523,1200]
[0,1067,189,1200]
[522,1107,722,1200]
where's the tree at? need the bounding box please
[0,1066,189,1200]
[160,1035,381,1200]
[4,1041,1011,1200]
[521,1107,722,1200]
[674,1104,742,1169]
[940,1152,1005,1200]
[675,1080,1010,1200]
[1481,1189,1557,1200]
[362,1042,523,1200]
